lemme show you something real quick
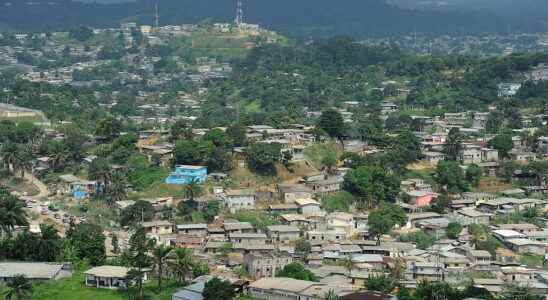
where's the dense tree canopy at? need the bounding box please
[67,223,106,265]
[247,142,282,175]
[343,165,400,208]
[368,203,407,244]
[276,262,317,281]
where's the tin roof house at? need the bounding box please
[165,165,207,185]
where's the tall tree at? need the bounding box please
[66,223,106,265]
[152,244,173,291]
[489,134,513,159]
[318,109,346,147]
[3,275,32,300]
[364,274,396,294]
[203,277,235,300]
[446,222,463,239]
[276,262,317,281]
[368,203,407,245]
[47,141,71,172]
[105,171,127,206]
[88,157,111,191]
[294,239,312,261]
[127,226,154,300]
[500,284,543,300]
[323,290,339,300]
[436,160,468,193]
[95,117,122,142]
[184,178,202,202]
[0,188,28,237]
[443,128,464,161]
[120,200,155,227]
[169,247,195,284]
[343,165,399,208]
[247,142,282,175]
[226,123,247,147]
[465,164,482,187]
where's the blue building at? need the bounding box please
[165,165,208,185]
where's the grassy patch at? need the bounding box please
[69,200,118,230]
[1,272,183,300]
[399,231,437,250]
[229,210,281,231]
[244,100,261,113]
[519,254,545,268]
[303,142,341,170]
[136,183,185,199]
[473,177,514,193]
[403,167,436,186]
[129,167,170,192]
[321,191,355,213]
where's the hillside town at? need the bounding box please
[0,20,548,300]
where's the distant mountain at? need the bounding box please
[388,0,548,20]
[0,0,545,37]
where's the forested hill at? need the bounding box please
[0,0,539,37]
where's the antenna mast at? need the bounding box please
[154,0,160,30]
[235,0,244,26]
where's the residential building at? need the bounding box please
[142,220,174,236]
[165,165,208,185]
[407,191,437,207]
[340,292,396,300]
[223,221,254,234]
[505,239,547,255]
[497,83,522,97]
[176,224,208,236]
[455,208,492,225]
[266,225,301,243]
[85,266,150,289]
[244,253,293,280]
[222,189,256,213]
[278,184,314,203]
[172,281,205,300]
[58,174,98,199]
[0,262,71,283]
[294,198,321,215]
[229,233,267,245]
[304,175,344,195]
[248,277,350,300]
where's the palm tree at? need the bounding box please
[106,171,127,206]
[388,257,406,283]
[14,145,33,178]
[127,226,154,300]
[152,244,173,291]
[184,178,202,202]
[0,142,18,174]
[0,189,29,236]
[442,128,463,161]
[169,247,194,284]
[88,157,111,192]
[323,289,339,300]
[341,255,354,277]
[4,275,32,300]
[49,141,71,172]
